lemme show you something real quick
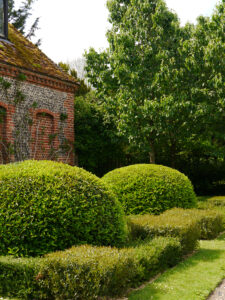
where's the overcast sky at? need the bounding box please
[15,0,219,63]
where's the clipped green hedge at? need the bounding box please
[208,196,225,207]
[37,237,181,299]
[0,160,127,256]
[197,196,225,210]
[163,208,224,240]
[128,212,200,254]
[0,238,181,299]
[102,164,197,215]
[0,256,41,299]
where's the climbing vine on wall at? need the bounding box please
[0,74,71,163]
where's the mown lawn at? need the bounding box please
[129,233,225,300]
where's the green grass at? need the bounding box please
[129,233,225,300]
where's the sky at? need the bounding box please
[15,0,219,64]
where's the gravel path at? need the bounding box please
[208,279,225,300]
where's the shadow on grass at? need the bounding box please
[197,196,211,202]
[129,247,224,300]
[130,284,167,300]
[216,233,225,241]
[168,248,224,274]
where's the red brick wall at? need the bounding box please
[0,106,6,163]
[32,111,55,160]
[60,92,75,165]
[0,102,15,163]
[30,94,75,165]
[0,72,75,165]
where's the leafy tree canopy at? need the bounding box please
[85,0,225,167]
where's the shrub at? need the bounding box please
[163,208,224,240]
[0,238,181,299]
[37,237,181,299]
[128,212,200,254]
[197,196,225,210]
[0,160,127,256]
[0,256,41,299]
[208,196,225,207]
[102,164,197,215]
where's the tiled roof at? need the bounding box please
[0,24,78,85]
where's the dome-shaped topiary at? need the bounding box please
[102,164,197,215]
[0,160,127,256]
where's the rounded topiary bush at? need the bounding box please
[102,164,197,215]
[0,160,127,256]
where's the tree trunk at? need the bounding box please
[149,141,155,164]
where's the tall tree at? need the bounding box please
[190,1,225,153]
[85,0,203,165]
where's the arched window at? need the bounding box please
[33,112,55,160]
[0,0,8,39]
[0,106,6,163]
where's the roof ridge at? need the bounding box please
[0,24,79,86]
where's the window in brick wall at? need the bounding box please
[0,106,6,163]
[33,112,55,160]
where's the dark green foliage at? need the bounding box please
[84,0,225,192]
[0,77,11,91]
[176,155,225,196]
[0,256,41,299]
[0,107,6,124]
[102,164,197,215]
[0,160,127,256]
[74,91,139,176]
[60,112,68,121]
[37,237,181,299]
[128,212,200,255]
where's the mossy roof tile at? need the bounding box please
[0,24,78,85]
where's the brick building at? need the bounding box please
[0,21,79,165]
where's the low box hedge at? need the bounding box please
[128,208,224,255]
[197,197,225,209]
[163,208,224,240]
[37,237,181,299]
[208,196,225,207]
[128,211,200,254]
[0,256,41,299]
[0,237,181,299]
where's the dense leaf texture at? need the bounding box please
[0,160,127,256]
[38,237,181,299]
[85,0,225,193]
[85,0,200,165]
[128,211,200,254]
[102,164,196,215]
[0,256,41,299]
